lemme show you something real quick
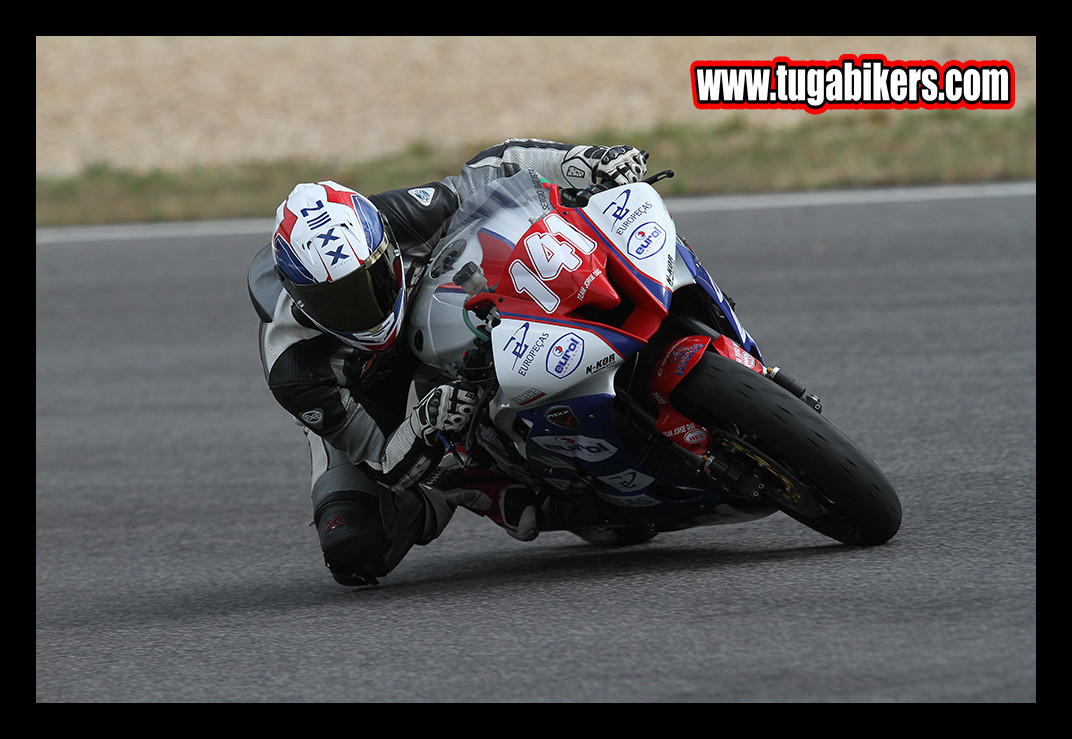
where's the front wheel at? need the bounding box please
[672,351,902,545]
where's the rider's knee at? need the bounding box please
[314,493,388,586]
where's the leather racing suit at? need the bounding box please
[247,139,633,585]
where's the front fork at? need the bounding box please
[640,334,822,506]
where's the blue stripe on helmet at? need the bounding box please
[273,233,317,285]
[351,194,384,251]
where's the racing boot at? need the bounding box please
[456,467,540,541]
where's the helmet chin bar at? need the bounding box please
[309,283,407,353]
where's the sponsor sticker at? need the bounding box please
[626,221,667,260]
[545,405,580,429]
[532,434,617,462]
[407,187,436,206]
[505,321,551,376]
[546,332,584,378]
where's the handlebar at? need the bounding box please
[559,164,676,208]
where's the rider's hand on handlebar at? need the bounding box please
[594,145,648,186]
[563,144,648,189]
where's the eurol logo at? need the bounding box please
[626,221,666,260]
[547,332,584,378]
[533,434,617,462]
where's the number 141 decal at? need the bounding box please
[508,213,597,313]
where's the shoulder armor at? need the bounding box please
[369,182,459,251]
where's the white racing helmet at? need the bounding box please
[272,181,405,352]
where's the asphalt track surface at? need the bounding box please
[36,182,1036,703]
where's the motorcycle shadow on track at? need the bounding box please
[35,537,875,633]
[347,533,862,596]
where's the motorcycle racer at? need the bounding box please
[248,139,648,586]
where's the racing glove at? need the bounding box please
[409,384,477,445]
[562,145,648,189]
[381,385,477,491]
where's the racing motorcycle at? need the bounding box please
[410,166,901,547]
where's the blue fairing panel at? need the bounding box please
[675,238,761,360]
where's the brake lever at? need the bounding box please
[645,168,676,185]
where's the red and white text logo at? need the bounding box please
[691,54,1014,114]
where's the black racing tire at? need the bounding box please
[672,351,902,545]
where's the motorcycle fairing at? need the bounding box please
[575,183,674,308]
[484,181,676,348]
[517,392,711,525]
[406,171,776,528]
[490,315,638,412]
[673,236,762,360]
[517,388,776,532]
[490,312,715,521]
[571,180,760,360]
[408,172,555,370]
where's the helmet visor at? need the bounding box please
[287,238,402,333]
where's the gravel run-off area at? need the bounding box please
[37,36,1036,179]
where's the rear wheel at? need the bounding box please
[672,351,902,545]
